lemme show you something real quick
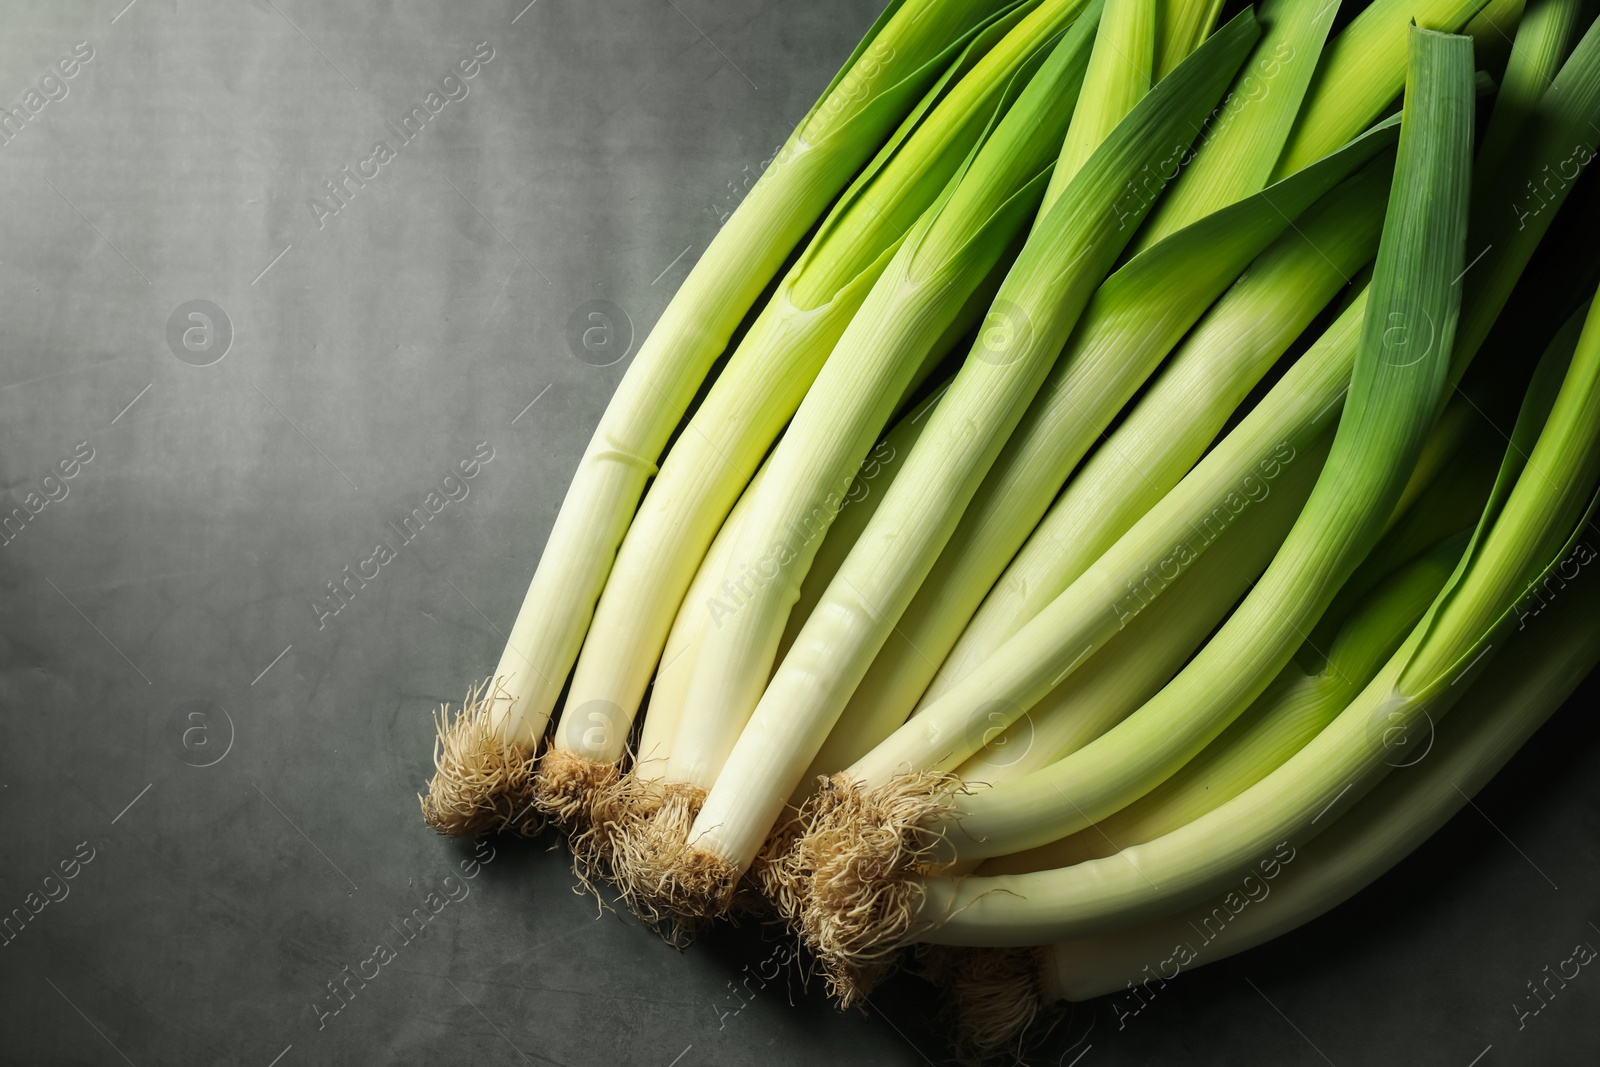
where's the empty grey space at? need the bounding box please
[0,1,1596,1065]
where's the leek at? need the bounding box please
[951,453,1323,784]
[982,530,1464,875]
[421,0,1013,836]
[802,116,1400,796]
[1273,0,1490,178]
[665,12,1264,927]
[912,277,1600,950]
[1040,0,1155,209]
[609,6,1112,928]
[1156,0,1227,77]
[948,573,1600,1055]
[943,22,1474,867]
[798,25,1479,992]
[917,158,1389,721]
[1136,0,1342,248]
[534,0,1075,829]
[1475,0,1585,173]
[1463,0,1531,74]
[775,384,952,670]
[569,384,947,887]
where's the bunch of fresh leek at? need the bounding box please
[420,0,1020,838]
[419,0,1600,1059]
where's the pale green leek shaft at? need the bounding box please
[947,26,1474,861]
[918,271,1600,948]
[550,0,1085,767]
[481,0,1011,747]
[1041,579,1600,1002]
[916,158,1389,721]
[985,532,1462,874]
[667,5,1107,794]
[685,12,1264,874]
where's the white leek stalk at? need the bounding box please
[983,531,1464,874]
[421,0,1013,836]
[671,13,1265,924]
[941,23,1475,869]
[535,0,1080,827]
[915,159,1388,723]
[569,385,947,885]
[947,578,1600,1055]
[775,384,952,669]
[610,7,1112,927]
[803,113,1400,792]
[914,273,1600,950]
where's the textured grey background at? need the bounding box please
[1,1,1597,1065]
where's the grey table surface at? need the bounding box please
[2,2,1597,1065]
